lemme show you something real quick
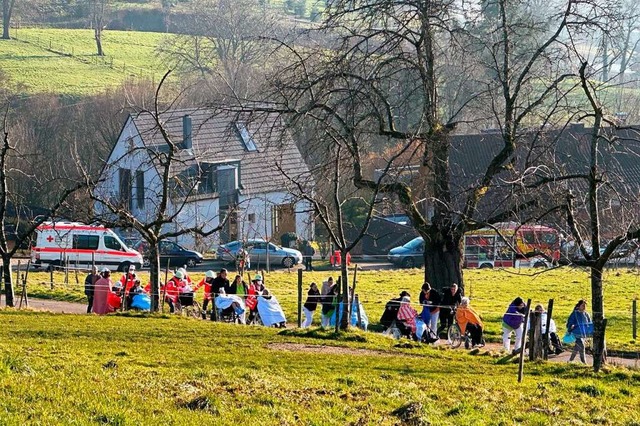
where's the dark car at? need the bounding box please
[134,240,204,268]
[387,237,424,268]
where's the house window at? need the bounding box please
[136,170,145,209]
[248,213,256,223]
[119,168,132,210]
[235,122,258,152]
[199,164,218,194]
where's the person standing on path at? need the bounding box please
[567,299,591,364]
[303,241,315,271]
[84,266,100,314]
[502,297,526,354]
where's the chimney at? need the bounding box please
[182,115,192,149]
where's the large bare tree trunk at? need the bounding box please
[2,254,13,307]
[423,231,463,292]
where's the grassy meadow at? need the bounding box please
[23,266,640,351]
[1,28,168,95]
[1,309,640,425]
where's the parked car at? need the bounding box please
[217,239,303,268]
[134,240,204,268]
[387,237,424,268]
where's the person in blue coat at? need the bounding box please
[502,297,526,354]
[567,299,591,364]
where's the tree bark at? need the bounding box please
[591,265,606,371]
[2,0,14,40]
[94,26,104,56]
[148,244,160,311]
[423,228,464,293]
[2,254,13,307]
[339,249,349,330]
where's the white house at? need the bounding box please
[95,107,314,251]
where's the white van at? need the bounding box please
[31,222,143,272]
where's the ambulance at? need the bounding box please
[31,222,143,272]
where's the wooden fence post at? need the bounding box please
[297,268,302,328]
[518,298,532,383]
[334,277,341,334]
[544,299,554,360]
[529,311,543,361]
[632,299,637,341]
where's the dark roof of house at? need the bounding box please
[130,107,311,196]
[454,124,640,183]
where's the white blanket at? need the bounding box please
[215,294,245,312]
[257,296,286,327]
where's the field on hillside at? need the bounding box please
[21,266,640,351]
[1,28,169,95]
[1,310,639,425]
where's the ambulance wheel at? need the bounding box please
[47,260,62,272]
[118,262,131,272]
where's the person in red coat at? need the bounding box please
[194,270,215,319]
[163,270,183,313]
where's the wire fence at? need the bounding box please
[11,30,157,81]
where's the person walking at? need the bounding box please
[84,266,100,314]
[303,241,315,271]
[502,297,526,354]
[567,299,591,364]
[303,282,321,328]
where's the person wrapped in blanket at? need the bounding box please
[396,295,429,341]
[455,297,484,348]
[327,286,369,330]
[128,279,151,311]
[214,287,246,324]
[257,288,286,328]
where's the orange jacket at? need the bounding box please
[456,306,483,333]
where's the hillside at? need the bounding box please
[0,29,168,95]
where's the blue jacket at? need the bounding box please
[502,304,525,329]
[567,309,592,337]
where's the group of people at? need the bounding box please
[301,276,368,329]
[83,265,288,328]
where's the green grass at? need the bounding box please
[1,310,639,425]
[23,266,640,351]
[1,28,169,95]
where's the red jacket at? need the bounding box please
[163,277,181,303]
[119,273,137,295]
[195,278,212,300]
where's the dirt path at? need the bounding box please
[12,298,88,314]
[268,341,640,368]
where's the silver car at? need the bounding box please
[217,239,303,268]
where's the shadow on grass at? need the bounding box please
[278,327,368,342]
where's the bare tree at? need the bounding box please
[87,0,109,56]
[1,103,86,307]
[159,0,283,100]
[2,0,15,39]
[83,72,227,311]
